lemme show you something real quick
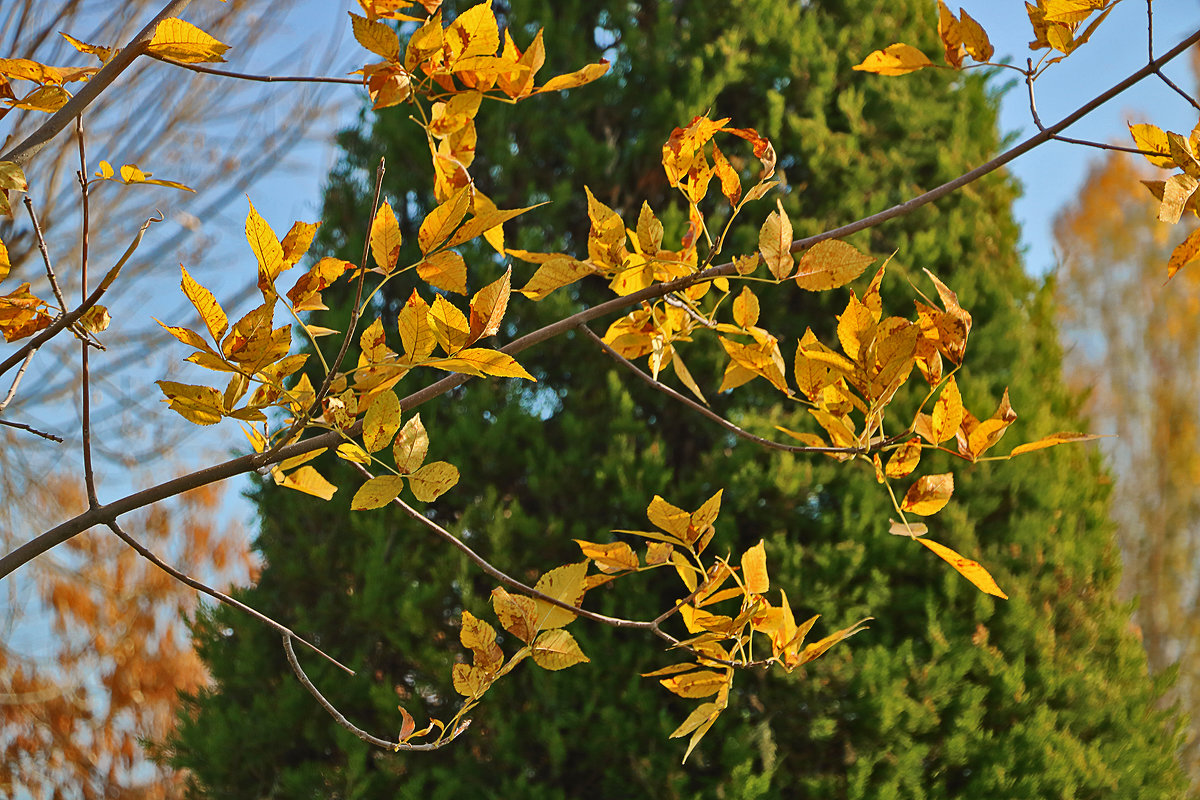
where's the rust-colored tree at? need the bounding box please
[1055,126,1200,775]
[0,479,252,799]
[0,0,1196,773]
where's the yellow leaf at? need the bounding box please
[155,380,224,425]
[885,438,922,478]
[491,586,539,644]
[446,1,500,62]
[370,200,402,272]
[659,669,726,699]
[451,663,490,698]
[278,465,338,500]
[0,161,28,193]
[532,561,587,630]
[428,295,470,354]
[428,348,534,380]
[732,286,759,329]
[535,60,611,93]
[647,495,691,540]
[758,199,794,280]
[60,32,113,62]
[363,389,401,453]
[0,234,9,282]
[1159,173,1199,225]
[836,293,877,365]
[417,250,467,294]
[853,43,934,75]
[78,304,110,334]
[468,267,511,343]
[794,239,874,291]
[460,610,503,671]
[636,201,664,254]
[351,475,406,510]
[419,186,470,254]
[350,12,400,61]
[900,472,954,516]
[531,628,589,671]
[930,375,963,444]
[957,8,993,61]
[287,257,351,311]
[1167,227,1200,281]
[1128,122,1174,169]
[281,221,321,266]
[336,443,371,464]
[408,461,458,501]
[518,256,594,300]
[573,539,639,573]
[393,413,429,473]
[1008,431,1103,456]
[397,290,437,362]
[740,539,769,595]
[247,201,284,295]
[147,18,229,63]
[917,537,1008,599]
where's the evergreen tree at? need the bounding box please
[169,1,1190,797]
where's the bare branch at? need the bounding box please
[0,417,62,442]
[281,633,468,752]
[151,55,362,85]
[106,519,354,675]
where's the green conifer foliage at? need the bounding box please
[168,1,1190,797]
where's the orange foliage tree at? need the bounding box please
[0,0,1197,765]
[0,480,252,799]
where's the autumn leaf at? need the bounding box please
[427,348,534,380]
[350,12,400,61]
[917,537,1008,599]
[370,201,402,272]
[491,586,539,644]
[885,438,922,478]
[351,475,406,510]
[518,256,595,300]
[1008,431,1103,456]
[417,251,467,294]
[468,267,511,343]
[531,561,587,630]
[574,539,639,573]
[758,200,794,280]
[853,43,934,75]
[930,375,964,444]
[407,461,458,502]
[156,381,224,426]
[531,628,589,670]
[659,669,727,699]
[419,186,470,254]
[247,201,284,295]
[147,18,229,63]
[362,390,401,452]
[740,539,769,595]
[276,466,337,500]
[794,239,874,291]
[901,472,954,516]
[393,413,429,474]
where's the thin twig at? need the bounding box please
[0,349,36,412]
[0,215,159,380]
[6,28,1200,581]
[0,418,63,442]
[1154,68,1200,111]
[22,197,67,312]
[152,56,362,85]
[281,634,467,751]
[105,519,354,675]
[77,115,98,509]
[579,324,883,455]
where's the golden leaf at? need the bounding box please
[428,295,471,354]
[277,466,338,500]
[417,251,467,294]
[757,199,794,280]
[900,472,954,516]
[535,60,611,93]
[518,256,595,300]
[852,43,934,75]
[247,201,284,295]
[362,389,401,453]
[468,268,511,343]
[350,475,406,510]
[531,561,587,630]
[370,201,402,272]
[393,413,429,474]
[1008,431,1103,456]
[659,669,726,699]
[574,539,639,573]
[407,461,459,502]
[427,348,534,380]
[147,18,229,63]
[885,438,922,478]
[740,539,769,595]
[491,586,539,644]
[930,375,964,444]
[732,286,759,329]
[531,628,589,671]
[794,239,874,291]
[350,12,400,61]
[419,186,470,254]
[155,381,224,425]
[917,537,1008,599]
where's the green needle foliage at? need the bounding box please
[167,1,1190,797]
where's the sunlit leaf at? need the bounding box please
[531,628,589,670]
[407,461,458,501]
[351,475,406,510]
[531,561,587,630]
[147,18,229,63]
[917,537,1008,599]
[794,239,874,291]
[900,472,954,516]
[853,43,934,75]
